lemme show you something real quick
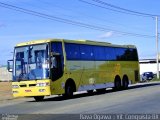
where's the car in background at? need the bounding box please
[141,72,154,81]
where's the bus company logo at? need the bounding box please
[25,90,32,92]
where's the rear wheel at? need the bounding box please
[122,76,129,89]
[114,76,121,91]
[34,96,44,102]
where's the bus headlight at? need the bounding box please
[36,82,49,87]
[12,85,19,88]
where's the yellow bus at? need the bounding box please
[7,39,140,101]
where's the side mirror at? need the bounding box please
[7,60,13,72]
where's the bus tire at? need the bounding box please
[114,76,121,91]
[64,79,76,98]
[122,75,129,89]
[65,84,74,98]
[34,96,44,102]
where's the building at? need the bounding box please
[139,59,160,75]
[0,67,12,81]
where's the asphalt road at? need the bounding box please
[0,82,160,120]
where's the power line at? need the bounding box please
[0,2,155,38]
[79,0,146,16]
[38,0,148,31]
[19,0,78,20]
[79,0,160,18]
[92,0,158,17]
[79,0,151,18]
[0,3,112,31]
[12,0,149,34]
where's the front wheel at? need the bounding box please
[34,96,44,102]
[65,84,74,98]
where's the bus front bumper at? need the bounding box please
[12,80,51,97]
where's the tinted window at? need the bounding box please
[131,48,138,61]
[51,42,63,55]
[65,43,80,60]
[114,48,127,60]
[118,48,138,61]
[105,47,116,60]
[65,43,138,61]
[80,45,94,60]
[93,46,106,60]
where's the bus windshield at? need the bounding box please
[13,44,49,81]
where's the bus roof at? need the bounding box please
[16,38,136,49]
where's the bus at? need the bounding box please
[7,39,140,101]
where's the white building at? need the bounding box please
[139,59,160,75]
[0,67,12,81]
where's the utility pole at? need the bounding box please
[156,16,159,79]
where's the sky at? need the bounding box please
[0,0,160,65]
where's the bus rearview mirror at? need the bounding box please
[7,60,13,72]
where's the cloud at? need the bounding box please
[99,31,114,39]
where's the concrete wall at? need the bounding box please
[0,67,12,81]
